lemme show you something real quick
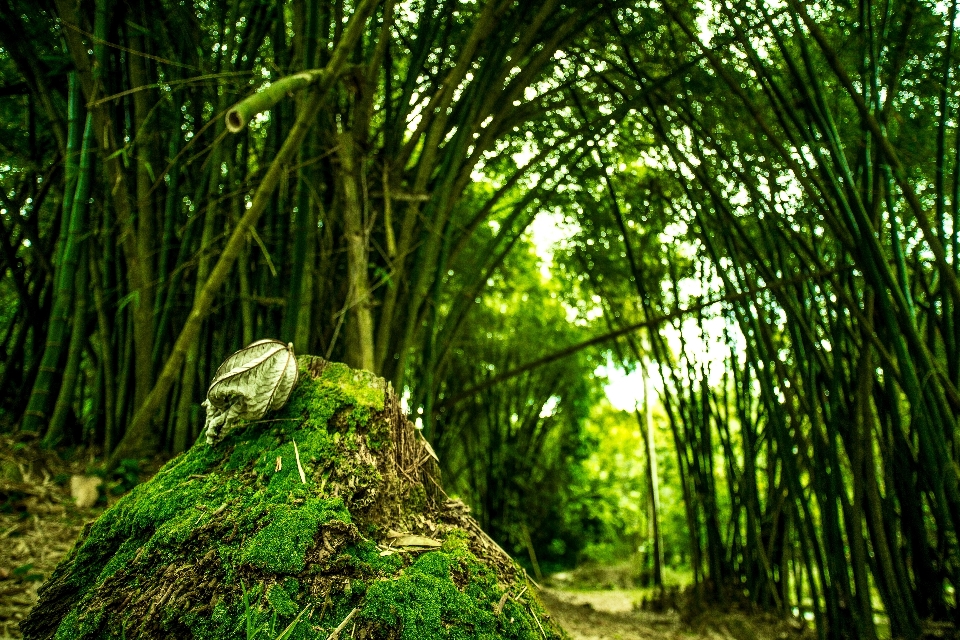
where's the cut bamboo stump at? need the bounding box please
[22,356,563,640]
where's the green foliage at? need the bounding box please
[107,459,142,496]
[4,0,960,634]
[556,399,692,577]
[13,562,44,582]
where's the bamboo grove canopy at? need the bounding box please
[1,0,959,638]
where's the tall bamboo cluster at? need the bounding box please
[0,0,604,460]
[564,0,959,637]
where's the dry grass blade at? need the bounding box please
[326,606,358,640]
[275,603,313,640]
[293,439,306,484]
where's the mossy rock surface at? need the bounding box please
[22,357,564,640]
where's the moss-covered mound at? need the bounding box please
[21,357,564,640]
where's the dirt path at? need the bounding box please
[540,588,679,640]
[540,586,812,640]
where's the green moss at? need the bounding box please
[360,549,499,640]
[352,539,405,576]
[53,610,80,640]
[353,531,555,640]
[224,432,278,471]
[240,496,349,574]
[267,582,298,618]
[270,364,384,439]
[317,363,385,412]
[98,538,141,581]
[210,601,232,628]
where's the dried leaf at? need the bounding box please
[393,535,442,548]
[203,339,299,444]
[418,430,439,462]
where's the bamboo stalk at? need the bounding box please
[225,70,324,133]
[21,111,94,433]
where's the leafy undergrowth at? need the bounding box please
[20,357,562,640]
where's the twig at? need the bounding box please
[529,604,547,639]
[522,569,543,592]
[494,592,509,616]
[276,604,314,640]
[0,524,20,539]
[293,439,307,484]
[327,607,359,639]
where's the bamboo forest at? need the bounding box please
[0,0,958,638]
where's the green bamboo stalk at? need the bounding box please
[688,10,956,616]
[672,151,828,633]
[90,246,116,454]
[20,108,93,433]
[390,0,510,390]
[336,129,375,371]
[56,0,154,414]
[641,364,664,587]
[789,0,960,310]
[173,142,223,454]
[280,0,322,346]
[127,18,158,400]
[648,7,948,624]
[45,242,90,446]
[154,134,181,332]
[225,71,324,133]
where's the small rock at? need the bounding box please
[69,475,102,509]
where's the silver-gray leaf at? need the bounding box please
[203,339,299,445]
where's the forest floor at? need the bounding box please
[0,436,814,640]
